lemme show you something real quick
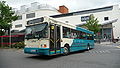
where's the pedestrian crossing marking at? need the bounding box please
[87,50,111,54]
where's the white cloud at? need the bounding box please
[1,0,120,12]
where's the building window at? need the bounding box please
[15,24,22,28]
[17,15,22,20]
[26,13,35,18]
[81,16,90,22]
[104,17,109,21]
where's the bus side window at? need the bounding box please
[70,29,77,39]
[63,27,66,38]
[63,26,70,38]
[87,34,94,40]
[76,31,81,39]
[70,29,74,39]
[90,35,94,40]
[82,32,87,39]
[76,31,82,39]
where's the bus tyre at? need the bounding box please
[63,46,70,55]
[87,45,90,51]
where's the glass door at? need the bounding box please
[50,24,61,55]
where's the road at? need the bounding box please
[0,44,120,68]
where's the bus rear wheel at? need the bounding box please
[87,45,90,51]
[63,46,70,55]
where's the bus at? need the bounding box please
[24,16,94,55]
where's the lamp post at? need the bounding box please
[9,27,11,48]
[1,36,3,47]
[8,23,11,48]
[101,25,104,40]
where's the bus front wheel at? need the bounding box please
[63,46,70,55]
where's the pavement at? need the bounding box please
[95,41,120,48]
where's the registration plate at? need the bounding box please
[31,50,36,52]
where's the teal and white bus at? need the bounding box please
[24,16,94,55]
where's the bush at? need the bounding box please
[11,42,26,49]
[0,44,10,48]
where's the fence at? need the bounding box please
[0,34,25,47]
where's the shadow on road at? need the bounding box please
[26,50,88,60]
[70,50,87,55]
[26,55,63,60]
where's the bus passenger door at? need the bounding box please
[50,24,61,55]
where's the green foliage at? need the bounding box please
[11,42,26,49]
[0,1,18,36]
[0,42,26,49]
[84,14,101,34]
[0,30,5,36]
[0,44,10,48]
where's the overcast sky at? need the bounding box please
[1,0,120,12]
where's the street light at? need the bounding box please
[9,27,11,48]
[8,23,11,48]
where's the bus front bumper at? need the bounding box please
[24,48,49,55]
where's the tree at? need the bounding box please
[84,14,101,34]
[0,1,18,36]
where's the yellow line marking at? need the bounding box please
[56,39,59,42]
[50,39,54,43]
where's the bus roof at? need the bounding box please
[26,16,94,34]
[47,16,94,34]
[76,27,94,34]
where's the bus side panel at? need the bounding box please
[89,40,94,48]
[61,38,94,52]
[70,39,94,52]
[61,38,73,47]
[70,39,87,52]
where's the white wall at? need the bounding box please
[112,5,120,39]
[56,7,115,25]
[12,14,26,31]
[56,5,120,39]
[12,9,60,31]
[12,3,120,39]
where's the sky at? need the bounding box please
[1,0,120,12]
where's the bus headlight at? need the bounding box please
[43,44,47,48]
[41,44,47,48]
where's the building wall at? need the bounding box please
[56,6,115,25]
[55,5,120,39]
[12,3,61,31]
[112,5,120,39]
[12,3,120,39]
